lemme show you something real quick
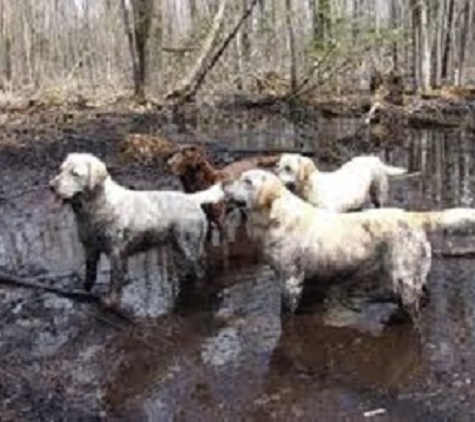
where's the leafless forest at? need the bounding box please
[0,0,474,104]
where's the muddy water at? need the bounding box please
[2,115,475,421]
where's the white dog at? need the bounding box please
[49,153,224,307]
[222,169,432,321]
[276,153,407,211]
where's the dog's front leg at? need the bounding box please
[280,271,305,313]
[105,250,127,308]
[84,248,100,292]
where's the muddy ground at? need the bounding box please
[1,103,475,421]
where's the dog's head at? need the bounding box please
[49,153,109,202]
[166,145,206,175]
[275,153,316,192]
[223,169,285,211]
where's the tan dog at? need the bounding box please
[276,153,407,211]
[222,169,431,321]
[277,153,475,235]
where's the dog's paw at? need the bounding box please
[281,292,300,314]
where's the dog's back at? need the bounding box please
[220,155,280,179]
[309,156,405,210]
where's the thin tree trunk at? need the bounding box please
[151,2,163,94]
[2,0,12,86]
[236,0,252,91]
[166,0,229,101]
[316,0,332,48]
[166,0,260,102]
[458,0,473,85]
[441,0,455,81]
[390,0,398,70]
[120,0,140,95]
[285,0,297,91]
[411,0,421,90]
[419,0,431,91]
[432,0,446,87]
[132,0,153,102]
[308,0,318,44]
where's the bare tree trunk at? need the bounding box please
[412,0,431,92]
[458,0,473,85]
[1,0,13,87]
[441,0,455,81]
[132,0,153,101]
[432,0,446,87]
[411,0,421,90]
[83,0,95,85]
[419,0,431,91]
[166,0,229,101]
[120,0,139,95]
[236,0,252,91]
[150,0,163,94]
[316,0,332,48]
[166,0,260,102]
[308,0,318,43]
[285,0,297,91]
[390,0,399,70]
[120,0,153,102]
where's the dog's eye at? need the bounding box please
[70,169,82,177]
[285,165,291,172]
[244,178,253,187]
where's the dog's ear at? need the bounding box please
[164,147,179,164]
[298,157,316,182]
[184,145,206,167]
[87,159,108,190]
[257,174,282,210]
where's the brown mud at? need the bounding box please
[1,104,475,421]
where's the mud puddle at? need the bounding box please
[2,110,475,421]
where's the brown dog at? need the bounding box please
[166,145,280,242]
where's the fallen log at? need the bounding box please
[0,270,100,304]
[436,248,475,258]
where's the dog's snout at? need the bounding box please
[286,181,296,191]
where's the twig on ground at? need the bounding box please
[0,270,100,303]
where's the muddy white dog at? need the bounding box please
[49,153,224,307]
[276,155,475,236]
[222,169,432,321]
[276,153,406,211]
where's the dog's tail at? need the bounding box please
[408,208,475,234]
[188,183,224,205]
[380,162,407,176]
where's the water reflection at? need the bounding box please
[0,205,180,317]
[251,316,424,420]
[3,117,475,420]
[102,269,282,420]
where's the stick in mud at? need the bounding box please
[0,270,100,303]
[0,270,137,323]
